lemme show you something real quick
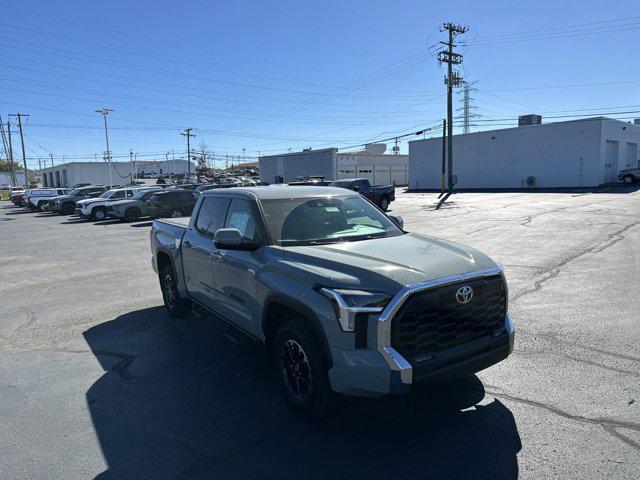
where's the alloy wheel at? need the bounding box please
[281,339,313,403]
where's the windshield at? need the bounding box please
[331,181,352,188]
[261,195,403,246]
[132,189,157,200]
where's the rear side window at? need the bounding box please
[111,190,126,199]
[179,192,195,201]
[196,197,229,237]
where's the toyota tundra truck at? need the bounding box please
[150,186,514,418]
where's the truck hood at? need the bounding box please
[107,199,138,207]
[282,232,498,293]
[76,197,107,206]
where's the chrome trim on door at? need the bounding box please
[376,267,503,385]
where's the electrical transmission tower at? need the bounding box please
[437,22,468,201]
[457,81,479,134]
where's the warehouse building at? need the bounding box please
[259,144,409,185]
[40,159,195,187]
[408,117,640,189]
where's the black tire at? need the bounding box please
[125,208,141,222]
[38,202,46,212]
[273,319,333,420]
[379,195,389,211]
[622,174,636,184]
[62,203,75,215]
[170,208,183,218]
[93,208,107,221]
[160,263,192,317]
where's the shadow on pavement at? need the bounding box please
[84,307,521,480]
[130,221,153,228]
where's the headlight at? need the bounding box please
[318,288,392,331]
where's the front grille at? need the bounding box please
[391,275,506,361]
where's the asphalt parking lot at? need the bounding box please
[1,187,639,479]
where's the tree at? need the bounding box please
[196,141,210,174]
[0,158,22,172]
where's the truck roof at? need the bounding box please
[202,185,357,200]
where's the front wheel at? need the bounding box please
[379,195,389,211]
[125,208,141,222]
[274,320,333,419]
[93,208,107,221]
[62,203,75,215]
[622,174,636,184]
[160,264,192,317]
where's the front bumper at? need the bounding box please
[328,314,514,397]
[327,268,514,397]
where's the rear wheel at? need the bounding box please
[93,208,107,221]
[622,174,636,184]
[170,208,183,218]
[38,202,47,212]
[125,208,141,222]
[273,320,333,419]
[160,264,192,317]
[379,195,389,211]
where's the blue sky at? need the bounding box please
[1,0,639,169]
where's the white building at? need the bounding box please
[260,144,409,185]
[40,159,195,188]
[409,117,640,189]
[0,171,27,186]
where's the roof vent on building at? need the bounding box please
[364,143,387,155]
[518,114,542,127]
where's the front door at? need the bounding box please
[182,196,229,307]
[211,198,264,336]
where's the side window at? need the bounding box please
[112,190,126,199]
[359,179,370,190]
[196,197,228,237]
[126,190,134,198]
[224,199,260,242]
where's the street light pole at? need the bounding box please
[96,108,114,188]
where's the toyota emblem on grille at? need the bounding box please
[456,285,473,304]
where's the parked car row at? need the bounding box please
[9,184,201,222]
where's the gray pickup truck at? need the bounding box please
[150,186,514,417]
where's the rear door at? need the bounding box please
[182,196,229,307]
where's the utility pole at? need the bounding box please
[181,128,195,179]
[242,148,246,163]
[392,137,400,154]
[438,22,467,196]
[49,153,54,168]
[129,149,135,183]
[95,108,114,188]
[10,113,30,187]
[441,119,446,196]
[6,119,17,186]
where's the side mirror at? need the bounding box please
[351,184,359,191]
[213,228,260,251]
[388,214,404,229]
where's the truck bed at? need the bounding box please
[156,217,190,228]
